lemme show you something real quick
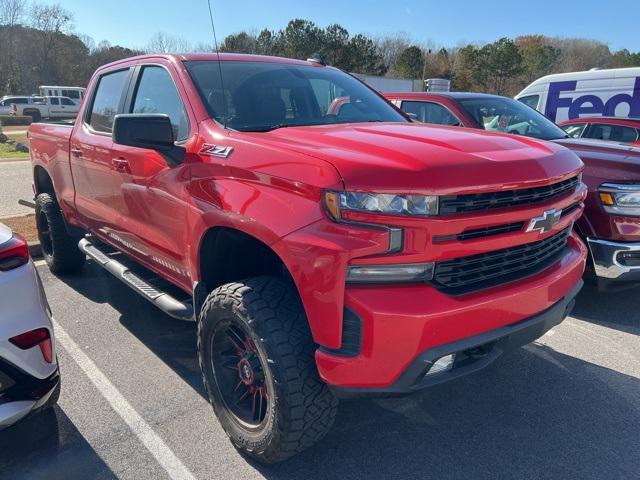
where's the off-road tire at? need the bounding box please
[35,193,85,273]
[198,276,338,464]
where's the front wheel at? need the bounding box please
[198,277,338,464]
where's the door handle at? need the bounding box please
[71,148,82,157]
[112,157,130,172]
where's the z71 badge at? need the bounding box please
[199,144,233,158]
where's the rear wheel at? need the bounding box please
[198,276,338,464]
[25,109,41,122]
[35,193,85,273]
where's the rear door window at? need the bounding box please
[50,98,60,105]
[88,69,129,133]
[584,123,639,143]
[400,101,460,126]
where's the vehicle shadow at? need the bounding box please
[0,406,118,479]
[53,262,640,479]
[571,283,640,334]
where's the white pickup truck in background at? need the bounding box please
[1,95,80,122]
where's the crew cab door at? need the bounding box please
[107,63,193,289]
[70,67,133,233]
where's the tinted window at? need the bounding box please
[131,66,189,141]
[185,61,406,131]
[89,69,129,133]
[401,101,460,126]
[10,97,29,104]
[458,96,566,141]
[50,97,59,105]
[518,95,540,110]
[561,123,587,138]
[61,97,76,106]
[584,123,639,143]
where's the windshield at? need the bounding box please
[185,60,407,132]
[458,96,566,141]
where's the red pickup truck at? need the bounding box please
[29,54,586,463]
[387,92,640,288]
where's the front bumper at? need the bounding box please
[0,357,60,429]
[587,238,640,282]
[330,280,582,397]
[316,232,587,392]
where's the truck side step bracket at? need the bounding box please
[78,238,194,321]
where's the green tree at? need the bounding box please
[473,37,523,94]
[516,35,560,83]
[393,45,424,79]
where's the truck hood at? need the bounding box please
[266,122,583,194]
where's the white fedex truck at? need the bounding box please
[515,67,640,123]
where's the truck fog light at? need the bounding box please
[426,354,455,376]
[346,263,434,284]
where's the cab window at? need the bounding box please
[62,89,80,100]
[584,123,639,143]
[88,69,129,133]
[61,97,76,106]
[131,66,189,141]
[50,98,59,105]
[561,123,586,138]
[518,95,540,110]
[400,101,460,126]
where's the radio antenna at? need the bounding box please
[206,0,228,129]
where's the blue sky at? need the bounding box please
[59,0,640,51]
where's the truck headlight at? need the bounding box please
[346,263,434,284]
[324,191,438,220]
[599,184,640,216]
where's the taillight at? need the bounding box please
[0,234,29,271]
[9,328,53,363]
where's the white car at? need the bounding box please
[0,223,60,429]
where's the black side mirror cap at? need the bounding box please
[112,114,175,151]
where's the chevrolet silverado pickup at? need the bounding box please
[29,54,587,463]
[388,91,640,288]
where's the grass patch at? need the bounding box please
[0,127,29,158]
[0,142,29,158]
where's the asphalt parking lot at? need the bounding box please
[0,260,638,480]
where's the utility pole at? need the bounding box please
[421,49,432,91]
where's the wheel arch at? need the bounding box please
[197,225,297,295]
[33,165,55,196]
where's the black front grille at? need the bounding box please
[439,176,580,214]
[433,228,571,294]
[434,222,525,243]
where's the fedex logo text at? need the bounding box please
[544,77,640,122]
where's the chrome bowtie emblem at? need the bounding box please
[526,209,562,234]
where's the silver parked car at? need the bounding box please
[0,222,60,429]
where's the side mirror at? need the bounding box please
[112,114,175,151]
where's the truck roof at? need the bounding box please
[97,52,315,72]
